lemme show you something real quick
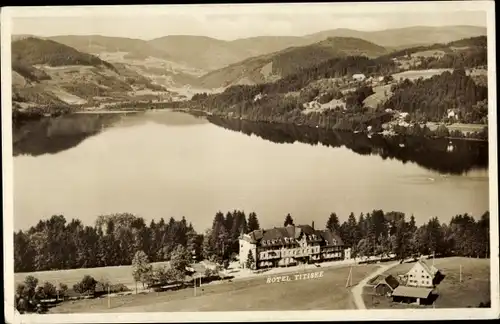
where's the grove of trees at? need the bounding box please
[14,211,261,273]
[335,210,490,261]
[384,69,488,124]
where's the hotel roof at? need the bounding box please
[245,224,343,247]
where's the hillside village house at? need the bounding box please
[352,73,366,82]
[402,259,440,288]
[239,224,349,269]
[447,109,459,120]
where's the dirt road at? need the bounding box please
[351,262,399,309]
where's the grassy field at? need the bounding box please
[410,50,446,58]
[426,122,486,134]
[48,264,378,313]
[363,257,491,309]
[14,261,171,290]
[363,85,393,110]
[391,69,452,81]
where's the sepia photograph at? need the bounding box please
[1,2,498,323]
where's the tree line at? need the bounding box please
[323,210,490,260]
[15,207,489,274]
[13,210,262,273]
[14,213,199,272]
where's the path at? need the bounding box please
[351,261,399,310]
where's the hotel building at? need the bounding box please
[239,224,350,269]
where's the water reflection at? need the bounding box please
[13,111,207,157]
[12,111,488,175]
[206,116,489,176]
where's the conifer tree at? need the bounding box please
[284,213,294,227]
[247,212,260,231]
[246,250,255,270]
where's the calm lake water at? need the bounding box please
[13,110,489,232]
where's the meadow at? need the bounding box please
[48,264,379,313]
[391,69,453,81]
[362,257,491,309]
[426,122,487,134]
[14,261,171,290]
[363,84,392,110]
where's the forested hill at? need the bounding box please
[188,55,396,131]
[383,36,486,59]
[12,37,116,71]
[12,37,169,120]
[385,69,488,123]
[383,36,487,71]
[197,55,395,100]
[184,47,487,135]
[197,37,389,89]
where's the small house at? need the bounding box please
[374,274,400,297]
[352,74,366,82]
[392,286,434,305]
[447,109,459,120]
[406,259,440,288]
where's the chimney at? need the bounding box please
[312,221,315,230]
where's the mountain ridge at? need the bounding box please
[196,36,389,89]
[14,25,485,75]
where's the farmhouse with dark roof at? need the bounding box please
[374,274,400,296]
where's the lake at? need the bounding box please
[13,110,489,232]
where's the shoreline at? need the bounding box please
[12,106,489,144]
[171,107,489,143]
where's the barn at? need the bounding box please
[374,274,400,296]
[391,286,435,305]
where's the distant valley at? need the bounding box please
[10,25,487,126]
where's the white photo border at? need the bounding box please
[2,2,498,323]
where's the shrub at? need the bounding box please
[56,283,68,300]
[41,282,57,299]
[73,275,97,296]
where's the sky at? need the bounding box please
[6,3,490,41]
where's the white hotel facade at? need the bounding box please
[239,224,351,269]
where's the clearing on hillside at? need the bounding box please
[391,69,452,81]
[363,84,393,110]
